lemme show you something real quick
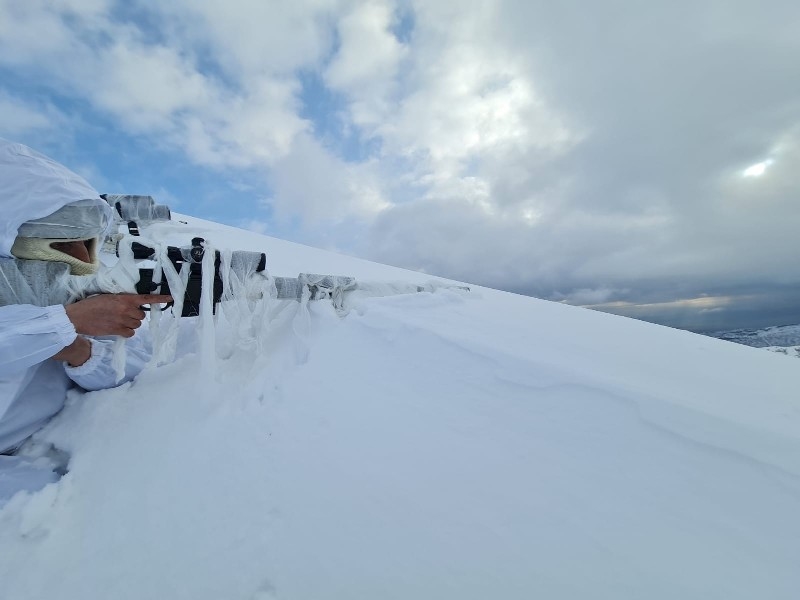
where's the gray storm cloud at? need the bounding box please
[361,0,800,330]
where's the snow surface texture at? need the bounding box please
[2,215,800,599]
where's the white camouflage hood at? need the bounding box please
[0,138,112,258]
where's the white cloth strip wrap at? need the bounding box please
[0,259,81,307]
[16,198,111,240]
[105,195,171,223]
[274,274,357,302]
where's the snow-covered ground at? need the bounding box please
[2,214,800,599]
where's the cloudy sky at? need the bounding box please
[1,0,798,332]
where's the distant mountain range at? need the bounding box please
[711,324,800,357]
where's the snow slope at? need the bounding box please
[2,215,800,599]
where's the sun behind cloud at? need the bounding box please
[742,159,773,178]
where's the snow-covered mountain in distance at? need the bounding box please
[2,213,800,600]
[711,324,800,358]
[712,323,800,348]
[765,345,800,358]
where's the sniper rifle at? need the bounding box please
[124,237,359,317]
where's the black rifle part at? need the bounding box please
[122,238,266,317]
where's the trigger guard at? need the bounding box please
[141,301,175,312]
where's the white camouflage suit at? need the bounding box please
[0,139,150,503]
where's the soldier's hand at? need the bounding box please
[65,294,173,338]
[52,336,91,366]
